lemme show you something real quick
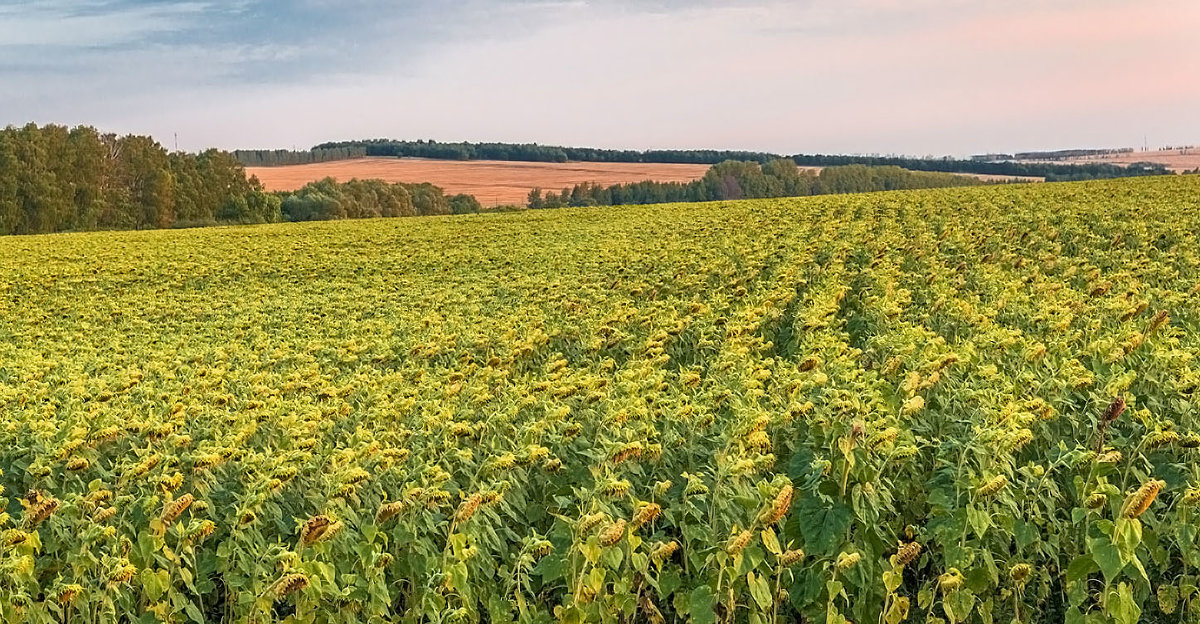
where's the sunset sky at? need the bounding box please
[2,0,1197,155]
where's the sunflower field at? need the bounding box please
[1,176,1199,624]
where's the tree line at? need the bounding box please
[3,124,1183,238]
[1006,148,1133,161]
[0,124,477,236]
[788,154,1169,182]
[0,123,283,235]
[279,177,480,221]
[313,139,1176,181]
[232,147,367,167]
[310,139,778,166]
[528,160,985,208]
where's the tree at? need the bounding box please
[0,132,18,234]
[111,135,175,229]
[11,123,70,233]
[449,194,482,215]
[409,183,451,216]
[528,188,544,209]
[542,191,564,209]
[65,126,112,230]
[0,124,448,235]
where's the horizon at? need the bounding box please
[0,122,1175,159]
[0,120,1187,160]
[3,0,1198,157]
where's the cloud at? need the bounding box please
[1,0,1197,155]
[0,1,218,47]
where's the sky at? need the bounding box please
[2,0,1198,156]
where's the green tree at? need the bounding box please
[527,188,544,209]
[64,127,112,230]
[542,191,564,209]
[112,135,175,229]
[449,194,482,214]
[0,132,19,234]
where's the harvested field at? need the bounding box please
[247,158,711,205]
[247,158,1021,205]
[1024,148,1200,172]
[968,173,1044,183]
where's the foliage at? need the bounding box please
[789,155,1171,182]
[536,160,984,208]
[1008,148,1134,161]
[279,178,432,221]
[449,194,484,216]
[0,125,476,236]
[233,148,367,168]
[310,139,779,166]
[0,124,275,234]
[1,177,1200,623]
[312,139,1175,181]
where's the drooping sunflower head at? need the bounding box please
[976,475,1008,498]
[1121,479,1165,519]
[895,541,921,566]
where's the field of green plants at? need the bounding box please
[1,176,1199,624]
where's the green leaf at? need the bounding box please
[141,569,170,602]
[1013,518,1038,548]
[965,565,992,594]
[1114,518,1142,562]
[558,605,584,624]
[943,543,976,569]
[1128,555,1150,586]
[690,585,717,624]
[944,589,975,624]
[487,595,515,622]
[614,591,638,618]
[884,595,910,624]
[966,504,991,538]
[761,527,781,555]
[586,567,605,593]
[535,554,567,582]
[977,597,993,624]
[826,579,844,601]
[918,586,934,610]
[738,545,765,575]
[1104,582,1141,624]
[446,561,468,594]
[1066,557,1095,607]
[1067,554,1098,583]
[657,569,682,599]
[315,561,337,585]
[1175,520,1197,554]
[791,498,851,556]
[581,537,601,565]
[791,568,824,607]
[601,543,624,569]
[882,569,901,594]
[1088,536,1124,582]
[747,572,772,610]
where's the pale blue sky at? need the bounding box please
[2,0,1197,155]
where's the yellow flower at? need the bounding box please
[902,396,925,414]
